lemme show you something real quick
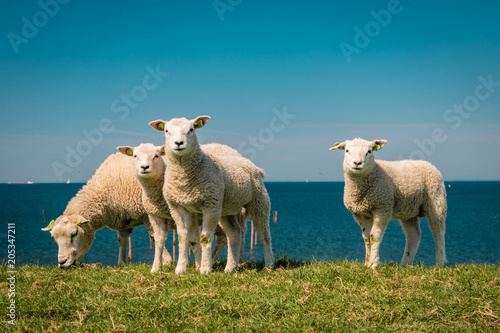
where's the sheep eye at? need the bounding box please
[154,154,159,159]
[165,129,169,133]
[189,128,194,133]
[345,149,349,153]
[133,155,137,158]
[367,150,372,154]
[71,230,78,237]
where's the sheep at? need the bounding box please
[329,138,447,269]
[42,152,173,268]
[117,142,247,273]
[150,116,274,274]
[202,144,248,262]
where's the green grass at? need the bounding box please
[2,259,499,332]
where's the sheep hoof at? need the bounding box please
[224,265,236,273]
[150,266,161,273]
[175,267,187,275]
[200,266,212,274]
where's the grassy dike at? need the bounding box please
[1,259,499,332]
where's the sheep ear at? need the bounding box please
[41,219,56,232]
[76,217,89,226]
[329,141,347,151]
[149,120,166,131]
[371,140,387,151]
[117,146,134,156]
[193,116,210,129]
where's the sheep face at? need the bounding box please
[330,138,387,175]
[149,116,210,156]
[117,144,165,180]
[46,215,94,268]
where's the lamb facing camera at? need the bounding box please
[117,142,247,273]
[150,116,274,274]
[330,138,447,268]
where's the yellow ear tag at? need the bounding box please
[332,142,344,151]
[373,144,381,151]
[158,122,164,130]
[76,218,88,226]
[126,149,133,156]
[45,219,55,230]
[195,120,203,128]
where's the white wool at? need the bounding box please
[330,138,447,268]
[150,116,274,274]
[43,153,171,268]
[117,142,247,273]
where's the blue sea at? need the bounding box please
[1,182,499,267]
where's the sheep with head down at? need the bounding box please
[330,138,447,268]
[42,152,172,268]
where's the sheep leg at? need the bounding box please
[169,206,191,275]
[353,214,373,265]
[219,215,241,273]
[247,200,274,269]
[200,209,222,274]
[149,215,168,273]
[187,213,202,270]
[144,219,172,265]
[367,212,390,269]
[427,213,447,266]
[161,246,173,265]
[238,214,247,262]
[400,217,421,266]
[117,229,132,266]
[212,225,227,261]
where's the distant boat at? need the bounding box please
[8,181,34,184]
[67,179,70,184]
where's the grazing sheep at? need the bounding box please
[117,143,247,273]
[150,116,274,274]
[42,152,173,268]
[329,138,447,268]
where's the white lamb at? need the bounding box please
[150,116,274,274]
[117,143,247,273]
[329,138,447,268]
[42,152,172,268]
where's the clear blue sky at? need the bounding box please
[1,0,499,182]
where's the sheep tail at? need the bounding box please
[258,168,266,179]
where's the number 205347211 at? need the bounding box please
[8,223,15,265]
